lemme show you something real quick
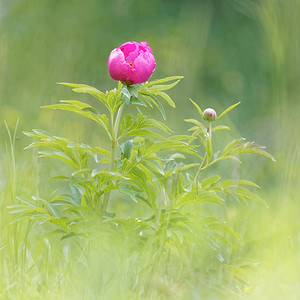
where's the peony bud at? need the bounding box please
[108,41,156,85]
[203,108,217,121]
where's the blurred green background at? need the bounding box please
[0,0,299,299]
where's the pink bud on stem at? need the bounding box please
[203,108,217,121]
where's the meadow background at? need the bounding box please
[0,0,299,299]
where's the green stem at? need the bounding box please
[194,153,207,184]
[194,121,212,184]
[113,102,125,140]
[208,120,212,138]
[103,102,125,212]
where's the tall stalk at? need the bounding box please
[102,101,125,212]
[194,120,212,184]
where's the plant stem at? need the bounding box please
[113,102,125,141]
[194,153,207,184]
[208,120,212,143]
[194,121,212,184]
[103,102,125,212]
[207,120,213,160]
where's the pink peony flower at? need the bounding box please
[108,41,156,85]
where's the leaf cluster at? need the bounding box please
[11,76,274,289]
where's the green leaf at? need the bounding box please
[189,98,204,118]
[58,82,107,105]
[38,150,78,169]
[142,119,173,134]
[217,101,240,119]
[88,146,110,157]
[119,184,138,203]
[120,139,133,160]
[121,86,131,104]
[155,91,176,108]
[201,176,221,188]
[185,118,206,129]
[212,125,230,132]
[127,84,140,98]
[16,196,35,207]
[211,232,233,247]
[130,97,147,106]
[61,232,77,240]
[222,138,245,157]
[49,217,69,231]
[225,265,251,283]
[208,222,240,239]
[143,95,166,120]
[60,100,92,109]
[167,227,185,244]
[222,138,276,162]
[235,186,268,207]
[176,191,225,208]
[221,179,259,188]
[119,129,165,140]
[144,76,184,87]
[148,80,181,92]
[105,89,123,112]
[24,129,50,139]
[143,159,165,176]
[42,103,111,137]
[239,144,276,161]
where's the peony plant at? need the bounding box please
[11,41,275,296]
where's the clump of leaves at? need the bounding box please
[10,75,274,296]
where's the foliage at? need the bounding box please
[6,75,275,298]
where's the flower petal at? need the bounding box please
[131,51,156,84]
[108,48,132,81]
